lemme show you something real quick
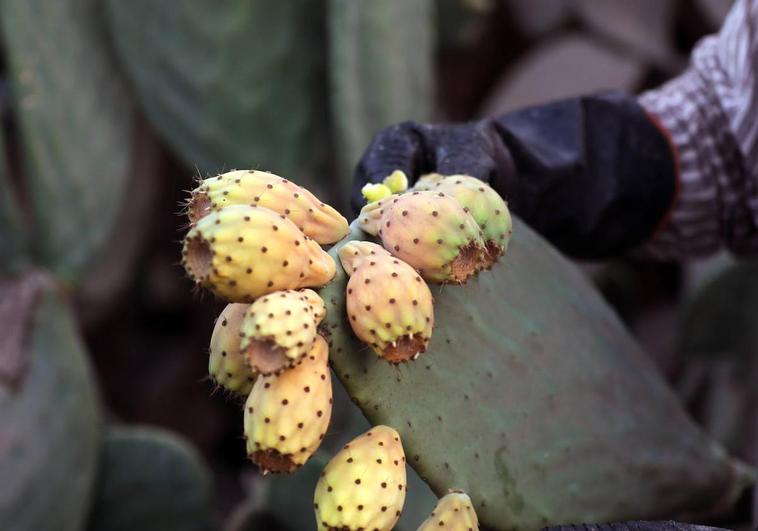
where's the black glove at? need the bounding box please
[352,91,677,260]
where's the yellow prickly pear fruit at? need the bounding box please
[361,182,393,203]
[314,426,407,531]
[208,303,256,395]
[188,170,349,244]
[411,172,444,190]
[417,490,479,531]
[240,289,326,375]
[357,198,384,235]
[382,170,409,193]
[338,240,393,272]
[338,241,433,363]
[419,174,512,265]
[359,191,486,283]
[244,335,332,474]
[182,205,336,302]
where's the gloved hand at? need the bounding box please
[352,91,678,260]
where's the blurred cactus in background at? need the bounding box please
[0,0,755,530]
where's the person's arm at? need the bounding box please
[353,92,676,260]
[353,0,758,261]
[638,0,758,259]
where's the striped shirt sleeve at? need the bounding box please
[637,0,758,259]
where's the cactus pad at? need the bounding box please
[318,221,752,530]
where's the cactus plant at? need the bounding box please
[87,425,216,531]
[328,0,433,181]
[0,283,101,531]
[318,220,753,530]
[2,0,135,283]
[104,0,329,195]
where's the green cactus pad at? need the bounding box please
[87,425,216,531]
[1,0,135,283]
[0,287,101,531]
[328,0,433,181]
[319,221,753,530]
[105,0,328,196]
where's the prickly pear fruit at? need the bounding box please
[417,490,479,531]
[416,174,512,265]
[338,241,433,363]
[357,198,383,235]
[182,205,336,302]
[314,425,407,531]
[188,170,349,244]
[359,191,486,283]
[361,182,393,203]
[412,172,443,190]
[240,289,326,375]
[244,335,332,474]
[209,303,256,395]
[382,170,409,193]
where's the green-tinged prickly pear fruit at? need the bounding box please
[244,335,332,474]
[314,425,407,531]
[359,191,486,283]
[412,172,444,190]
[361,182,392,203]
[188,170,349,244]
[182,205,336,302]
[240,289,326,375]
[417,490,479,531]
[382,170,409,194]
[418,174,512,265]
[209,303,256,395]
[338,241,433,363]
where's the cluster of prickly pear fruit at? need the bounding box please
[339,241,434,363]
[358,171,512,284]
[181,169,488,529]
[180,170,348,476]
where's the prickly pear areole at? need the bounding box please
[181,169,509,529]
